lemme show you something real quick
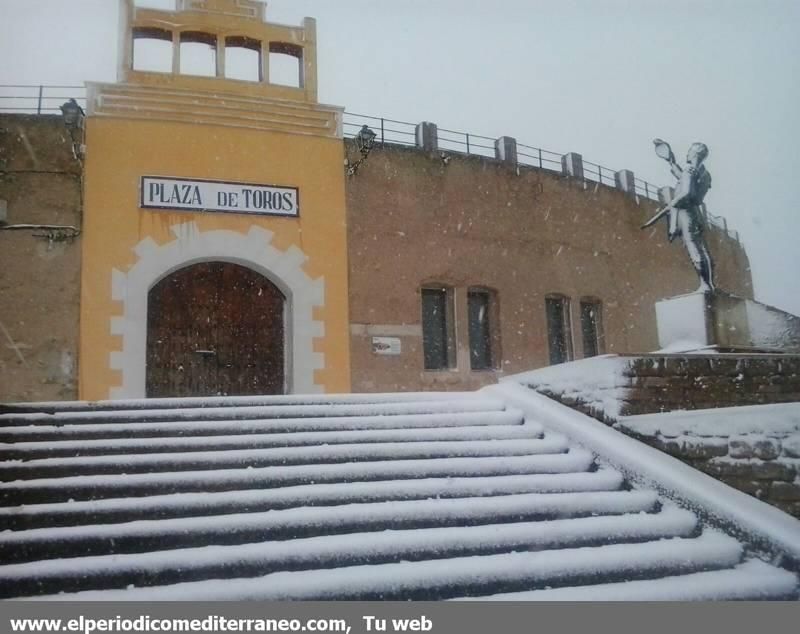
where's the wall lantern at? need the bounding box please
[60,99,85,130]
[355,124,377,155]
[347,124,378,176]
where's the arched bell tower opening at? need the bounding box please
[146,261,285,397]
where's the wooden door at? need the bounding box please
[146,262,285,397]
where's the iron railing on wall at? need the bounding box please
[0,85,87,115]
[341,111,740,243]
[0,85,739,242]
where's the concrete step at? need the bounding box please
[0,398,507,426]
[0,437,569,480]
[19,531,744,601]
[0,410,527,443]
[0,489,658,564]
[0,450,594,505]
[0,470,625,530]
[0,506,696,598]
[0,423,539,460]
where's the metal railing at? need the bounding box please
[343,110,661,199]
[0,85,87,115]
[0,85,738,242]
[341,111,740,242]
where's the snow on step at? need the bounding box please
[0,470,625,530]
[0,436,570,480]
[1,451,595,506]
[0,507,697,598]
[0,423,539,460]
[0,489,656,563]
[25,532,743,601]
[4,390,797,601]
[0,410,528,443]
[468,559,798,601]
[2,391,479,413]
[0,398,506,426]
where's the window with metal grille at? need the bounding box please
[580,298,603,358]
[545,295,573,365]
[421,286,455,370]
[468,289,493,370]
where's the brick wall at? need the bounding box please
[346,142,753,393]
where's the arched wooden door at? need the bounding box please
[146,262,285,397]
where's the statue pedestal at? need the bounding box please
[655,290,800,352]
[655,291,715,351]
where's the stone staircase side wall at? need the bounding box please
[620,355,800,416]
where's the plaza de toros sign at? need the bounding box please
[140,176,299,217]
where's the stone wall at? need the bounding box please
[617,407,800,518]
[346,144,753,393]
[516,354,800,518]
[0,115,82,402]
[621,355,800,416]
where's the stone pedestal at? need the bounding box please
[655,290,800,352]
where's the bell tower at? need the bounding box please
[114,0,319,105]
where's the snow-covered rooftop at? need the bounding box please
[0,389,797,600]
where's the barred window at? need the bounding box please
[580,298,603,358]
[545,294,573,365]
[421,286,455,370]
[468,289,495,370]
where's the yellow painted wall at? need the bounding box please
[79,116,350,399]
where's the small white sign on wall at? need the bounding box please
[372,337,402,355]
[141,176,299,217]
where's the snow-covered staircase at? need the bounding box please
[0,391,797,600]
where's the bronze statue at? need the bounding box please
[642,139,715,291]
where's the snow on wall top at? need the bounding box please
[618,402,800,439]
[504,355,630,420]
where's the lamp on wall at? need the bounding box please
[355,124,377,155]
[346,124,377,176]
[60,98,86,161]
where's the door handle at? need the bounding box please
[194,349,216,355]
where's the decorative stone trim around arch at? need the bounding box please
[109,222,325,399]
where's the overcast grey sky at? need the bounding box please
[2,0,799,314]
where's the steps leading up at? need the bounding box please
[0,391,796,600]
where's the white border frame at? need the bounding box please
[109,222,324,399]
